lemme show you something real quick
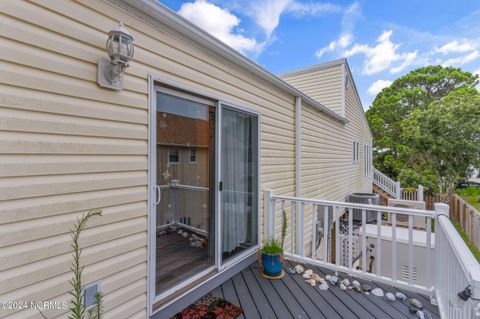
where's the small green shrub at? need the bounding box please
[262,239,283,255]
[69,209,103,319]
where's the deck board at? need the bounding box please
[204,260,440,319]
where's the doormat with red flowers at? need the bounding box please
[171,293,243,319]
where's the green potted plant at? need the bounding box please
[261,208,287,278]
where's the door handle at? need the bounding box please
[154,185,161,205]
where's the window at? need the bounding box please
[364,145,372,178]
[189,148,196,163]
[168,149,179,163]
[353,141,359,163]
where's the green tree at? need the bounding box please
[366,66,478,179]
[402,87,480,197]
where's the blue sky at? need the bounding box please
[161,0,480,108]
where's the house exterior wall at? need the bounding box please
[280,62,345,117]
[0,1,371,318]
[298,63,373,257]
[0,1,295,318]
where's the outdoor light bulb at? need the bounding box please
[106,22,134,67]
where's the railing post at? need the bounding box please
[418,185,424,202]
[264,189,272,241]
[434,203,449,306]
[395,181,401,199]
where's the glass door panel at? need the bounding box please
[155,91,216,295]
[220,106,259,264]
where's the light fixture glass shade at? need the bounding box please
[106,22,134,66]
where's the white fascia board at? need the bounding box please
[107,0,346,124]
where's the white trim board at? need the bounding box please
[148,74,261,316]
[106,0,346,124]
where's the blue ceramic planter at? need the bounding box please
[261,252,283,276]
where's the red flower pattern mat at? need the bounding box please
[171,293,243,319]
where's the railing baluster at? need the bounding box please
[335,206,340,269]
[300,202,305,258]
[348,207,353,270]
[361,209,366,273]
[323,206,329,263]
[391,212,397,281]
[312,204,317,260]
[376,210,381,277]
[290,201,295,255]
[426,216,432,288]
[272,198,277,239]
[408,214,413,285]
[281,199,285,246]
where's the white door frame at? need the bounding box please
[147,74,261,315]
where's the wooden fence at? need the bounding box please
[448,194,480,250]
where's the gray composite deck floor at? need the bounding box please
[208,260,440,319]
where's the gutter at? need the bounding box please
[109,0,347,124]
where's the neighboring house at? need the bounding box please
[0,1,372,319]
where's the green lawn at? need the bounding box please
[452,220,480,263]
[456,186,480,211]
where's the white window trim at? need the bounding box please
[168,148,180,164]
[189,148,197,164]
[147,74,261,316]
[353,141,360,163]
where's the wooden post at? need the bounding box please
[418,185,424,202]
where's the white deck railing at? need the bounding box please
[373,168,401,198]
[374,168,425,202]
[435,204,480,319]
[264,190,480,318]
[400,186,424,202]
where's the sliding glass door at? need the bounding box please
[150,85,259,302]
[155,90,216,296]
[219,105,259,264]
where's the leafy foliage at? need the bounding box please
[69,209,103,319]
[280,208,287,250]
[402,87,480,196]
[262,239,283,255]
[366,65,479,195]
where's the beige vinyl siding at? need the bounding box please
[294,63,372,258]
[0,0,295,318]
[281,64,344,117]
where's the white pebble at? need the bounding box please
[340,283,347,290]
[302,273,311,279]
[372,288,384,297]
[304,269,313,276]
[318,282,329,291]
[295,265,305,273]
[385,292,395,301]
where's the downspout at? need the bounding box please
[295,96,303,256]
[295,96,302,197]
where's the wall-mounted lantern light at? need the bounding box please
[97,22,134,90]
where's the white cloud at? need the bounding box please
[344,30,418,75]
[287,2,341,17]
[434,39,475,55]
[390,50,418,73]
[367,79,392,95]
[441,50,480,67]
[316,34,352,57]
[178,0,263,54]
[248,0,340,38]
[315,2,360,58]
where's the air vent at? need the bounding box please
[401,265,417,282]
[83,282,100,308]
